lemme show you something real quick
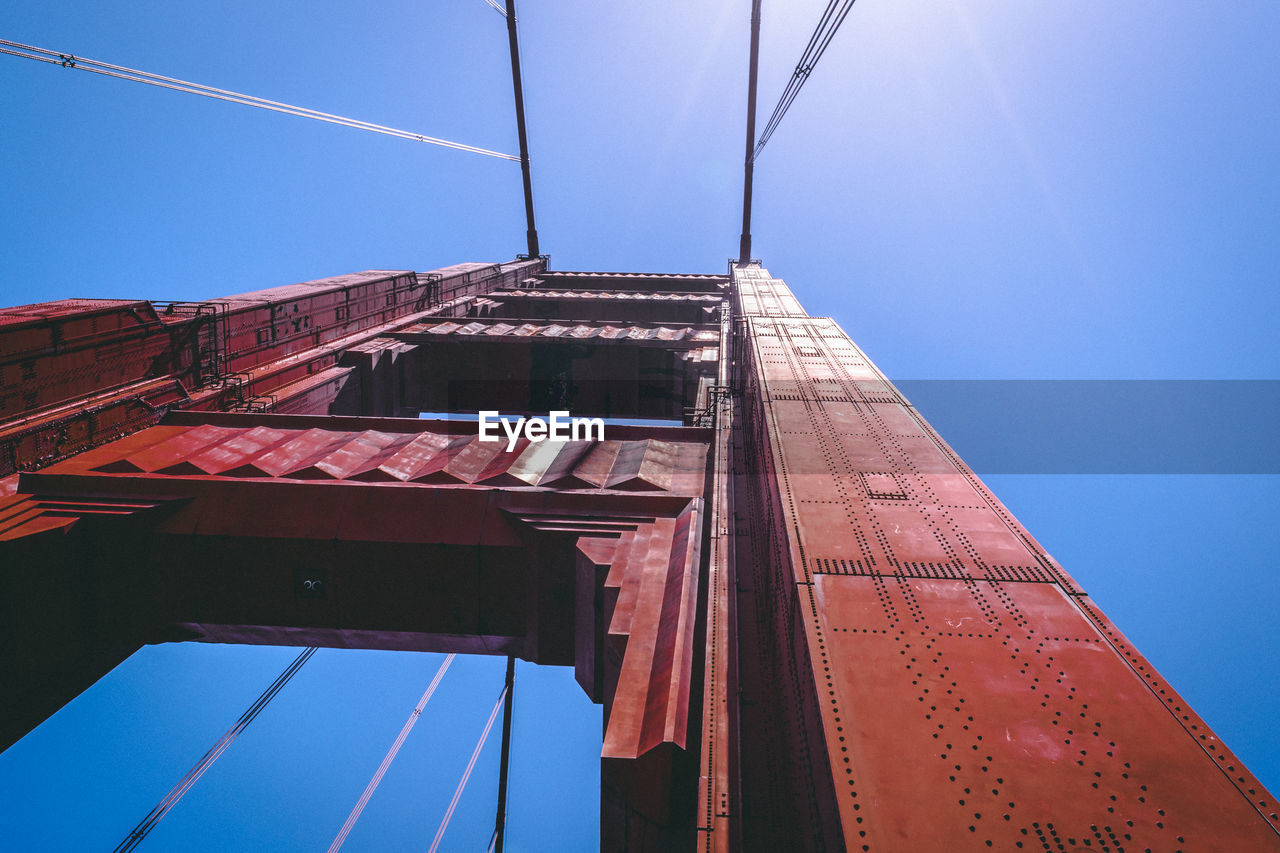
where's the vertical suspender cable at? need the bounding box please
[738,0,764,263]
[326,654,457,853]
[427,685,509,853]
[504,0,541,257]
[491,656,516,853]
[113,647,318,853]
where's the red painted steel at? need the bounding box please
[0,299,189,420]
[727,263,1280,851]
[0,260,546,481]
[1,410,715,843]
[2,259,1276,852]
[397,318,720,347]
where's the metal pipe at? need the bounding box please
[738,0,764,263]
[505,0,540,257]
[493,655,516,852]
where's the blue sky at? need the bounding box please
[2,1,1278,849]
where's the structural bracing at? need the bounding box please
[1,259,1277,851]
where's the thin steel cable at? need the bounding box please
[0,39,519,161]
[326,654,456,853]
[755,0,856,155]
[753,0,842,156]
[0,38,516,159]
[0,46,508,159]
[113,647,318,853]
[483,0,508,17]
[505,0,540,255]
[753,0,852,158]
[426,685,508,853]
[751,0,859,162]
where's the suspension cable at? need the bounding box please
[750,0,860,162]
[491,656,516,853]
[504,0,541,256]
[0,39,519,161]
[426,684,508,853]
[113,647,318,853]
[738,0,764,263]
[482,0,508,17]
[326,654,456,853]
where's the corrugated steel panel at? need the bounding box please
[500,289,722,302]
[60,420,708,496]
[398,319,719,346]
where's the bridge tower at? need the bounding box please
[1,258,1276,851]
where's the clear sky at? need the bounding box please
[2,1,1278,850]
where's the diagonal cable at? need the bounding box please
[0,38,519,161]
[113,647,318,853]
[426,684,508,853]
[751,0,859,162]
[326,654,456,853]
